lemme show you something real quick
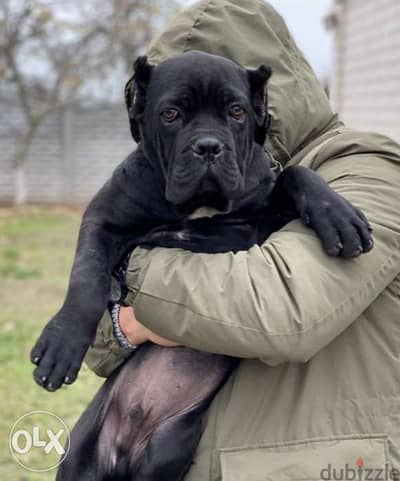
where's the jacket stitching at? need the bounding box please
[209,389,225,481]
[219,433,389,452]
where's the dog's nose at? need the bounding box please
[192,137,223,160]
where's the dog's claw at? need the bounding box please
[326,243,343,257]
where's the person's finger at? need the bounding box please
[147,330,180,347]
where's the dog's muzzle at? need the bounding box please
[167,135,241,216]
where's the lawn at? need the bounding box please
[0,207,103,481]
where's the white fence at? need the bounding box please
[0,95,135,205]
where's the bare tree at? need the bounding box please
[0,0,178,204]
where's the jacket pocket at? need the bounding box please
[220,435,388,481]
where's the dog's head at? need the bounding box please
[126,51,273,216]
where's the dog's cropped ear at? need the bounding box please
[133,56,154,92]
[247,65,272,145]
[124,56,154,142]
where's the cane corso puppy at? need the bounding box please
[31,51,373,480]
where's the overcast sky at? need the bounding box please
[180,0,334,78]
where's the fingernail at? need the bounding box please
[33,356,40,364]
[64,377,70,384]
[41,376,47,382]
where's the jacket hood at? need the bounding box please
[130,0,338,164]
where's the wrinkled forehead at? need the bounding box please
[147,53,250,106]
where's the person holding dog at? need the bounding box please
[85,0,400,479]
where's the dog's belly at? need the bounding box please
[96,344,236,480]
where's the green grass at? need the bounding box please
[0,207,103,481]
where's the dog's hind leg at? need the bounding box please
[133,408,203,481]
[55,366,121,481]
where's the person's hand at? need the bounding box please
[119,306,180,347]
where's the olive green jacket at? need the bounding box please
[85,1,400,479]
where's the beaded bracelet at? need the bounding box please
[110,303,138,351]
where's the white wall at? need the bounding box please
[332,0,400,142]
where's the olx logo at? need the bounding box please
[9,411,70,472]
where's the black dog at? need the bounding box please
[31,51,373,480]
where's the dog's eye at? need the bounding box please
[161,109,179,123]
[229,105,246,121]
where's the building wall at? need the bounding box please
[331,0,400,142]
[0,94,134,204]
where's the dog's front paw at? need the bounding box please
[303,195,373,258]
[31,318,91,391]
